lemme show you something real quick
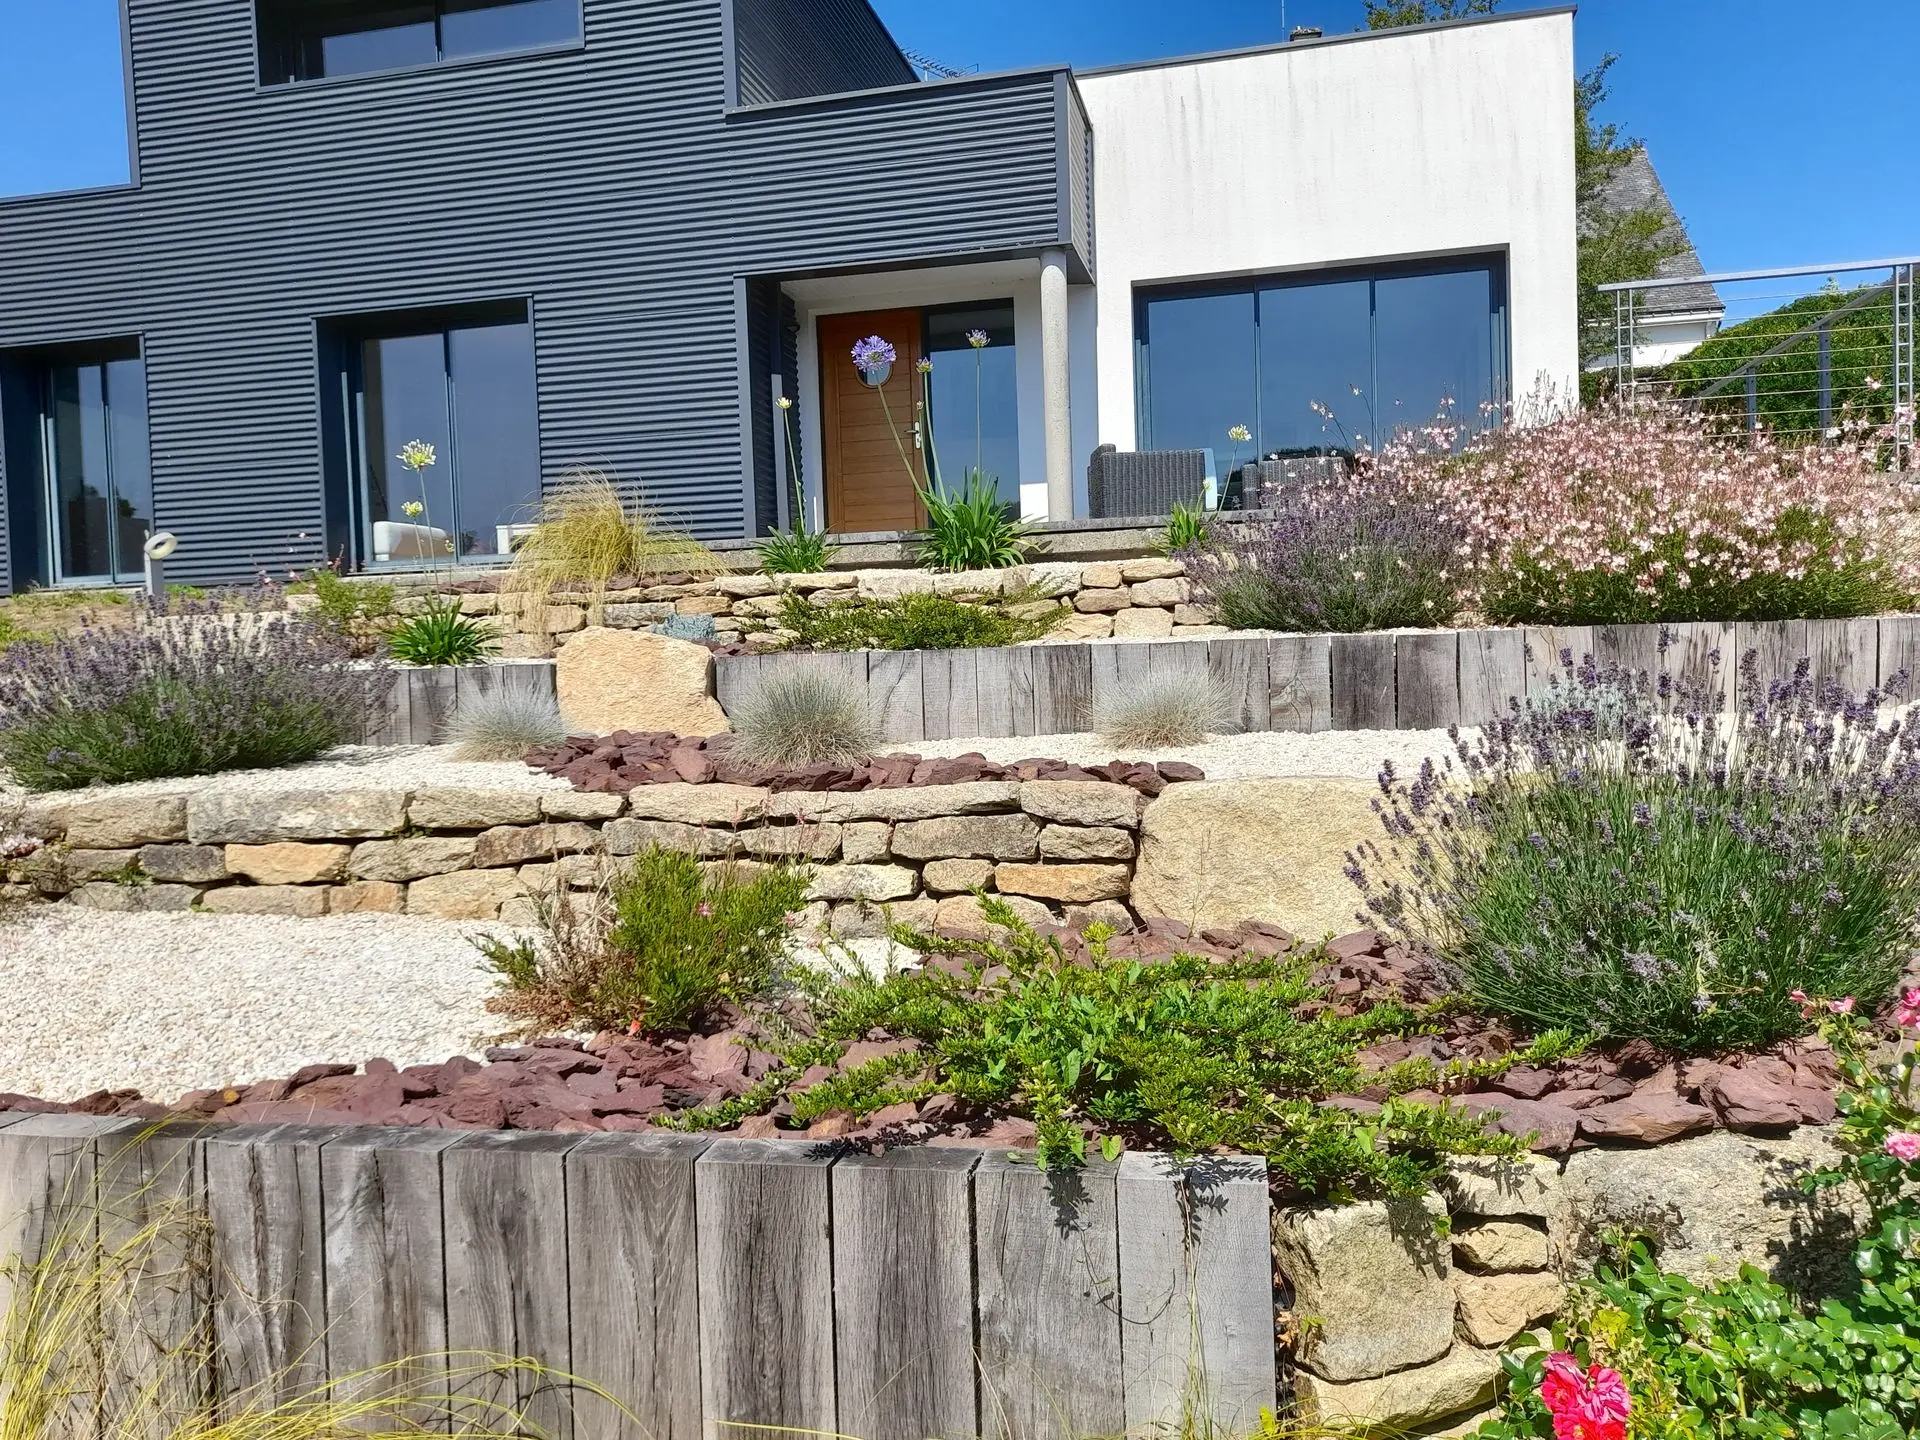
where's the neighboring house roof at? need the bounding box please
[1598,148,1725,319]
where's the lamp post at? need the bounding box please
[143,531,179,599]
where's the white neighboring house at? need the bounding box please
[1587,148,1727,371]
[788,7,1580,525]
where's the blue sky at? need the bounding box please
[2,0,1914,279]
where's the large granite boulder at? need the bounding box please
[1131,777,1395,938]
[554,627,728,738]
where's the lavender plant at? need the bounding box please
[1186,473,1470,632]
[1351,644,1920,1052]
[0,598,390,791]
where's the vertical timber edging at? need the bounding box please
[707,616,1905,744]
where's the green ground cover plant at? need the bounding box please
[775,588,1064,651]
[679,900,1580,1200]
[1355,645,1920,1053]
[480,847,810,1035]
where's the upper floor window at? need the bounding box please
[256,0,582,86]
[1135,255,1509,458]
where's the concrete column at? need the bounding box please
[1040,247,1074,522]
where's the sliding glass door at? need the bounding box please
[41,349,152,584]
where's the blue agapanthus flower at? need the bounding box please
[850,336,897,373]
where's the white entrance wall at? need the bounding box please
[1075,10,1580,453]
[785,260,1066,526]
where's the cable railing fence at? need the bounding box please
[1600,256,1917,473]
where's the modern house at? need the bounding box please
[0,0,1577,591]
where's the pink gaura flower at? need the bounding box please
[694,903,714,918]
[1540,1353,1630,1440]
[1790,989,1811,1005]
[1896,987,1920,1029]
[1828,996,1856,1015]
[1886,1132,1920,1164]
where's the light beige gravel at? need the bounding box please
[912,726,1469,781]
[0,909,510,1103]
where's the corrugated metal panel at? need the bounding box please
[0,0,1082,585]
[733,0,915,106]
[1067,82,1095,272]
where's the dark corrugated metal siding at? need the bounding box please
[0,0,1083,588]
[1067,81,1095,271]
[732,0,915,105]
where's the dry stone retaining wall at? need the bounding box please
[4,778,1154,933]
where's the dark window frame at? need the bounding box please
[254,0,585,89]
[316,298,542,572]
[1133,251,1512,455]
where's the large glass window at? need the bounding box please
[256,0,580,84]
[1136,256,1509,456]
[34,343,152,585]
[332,307,540,567]
[923,303,1021,499]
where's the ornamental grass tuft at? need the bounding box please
[1092,672,1235,748]
[729,669,882,768]
[0,597,389,791]
[442,682,569,761]
[1352,642,1920,1053]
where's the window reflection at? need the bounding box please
[923,303,1020,500]
[1138,258,1508,455]
[257,0,579,84]
[44,351,150,584]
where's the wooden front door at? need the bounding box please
[819,309,925,534]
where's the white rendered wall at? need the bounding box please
[1075,11,1579,451]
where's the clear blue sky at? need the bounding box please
[2,0,1914,277]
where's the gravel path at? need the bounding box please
[914,726,1468,780]
[0,909,509,1103]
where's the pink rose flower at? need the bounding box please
[1896,987,1920,1029]
[1886,1132,1920,1164]
[1540,1352,1630,1440]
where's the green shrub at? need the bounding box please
[388,600,498,666]
[916,474,1041,571]
[757,528,837,575]
[304,568,395,656]
[1152,499,1215,557]
[776,589,1062,652]
[1355,649,1920,1053]
[678,901,1579,1198]
[0,603,388,791]
[1471,1009,1920,1440]
[480,847,810,1035]
[730,670,882,767]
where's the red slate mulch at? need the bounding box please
[2,928,1843,1160]
[525,731,1207,797]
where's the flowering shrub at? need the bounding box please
[1426,404,1919,625]
[0,598,390,791]
[1471,1001,1920,1440]
[1352,645,1920,1052]
[480,847,811,1036]
[1185,470,1470,632]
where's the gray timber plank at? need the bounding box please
[453,662,499,714]
[1005,644,1038,738]
[712,654,769,718]
[1658,621,1736,714]
[1268,634,1332,732]
[868,649,926,744]
[0,1116,134,1438]
[1208,636,1271,733]
[203,1124,334,1408]
[1807,618,1879,699]
[565,1134,711,1440]
[1032,644,1093,735]
[320,1129,461,1418]
[924,649,981,741]
[973,647,1026,739]
[368,670,410,747]
[696,1139,837,1440]
[1394,632,1460,730]
[97,1123,211,1440]
[496,658,558,702]
[406,667,458,746]
[974,1153,1124,1440]
[1458,629,1526,725]
[1878,615,1920,697]
[441,1132,581,1440]
[1330,633,1396,730]
[1522,626,1595,698]
[1117,1154,1276,1438]
[1733,619,1811,696]
[1594,623,1661,677]
[832,1148,979,1440]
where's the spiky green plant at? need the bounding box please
[387,599,498,667]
